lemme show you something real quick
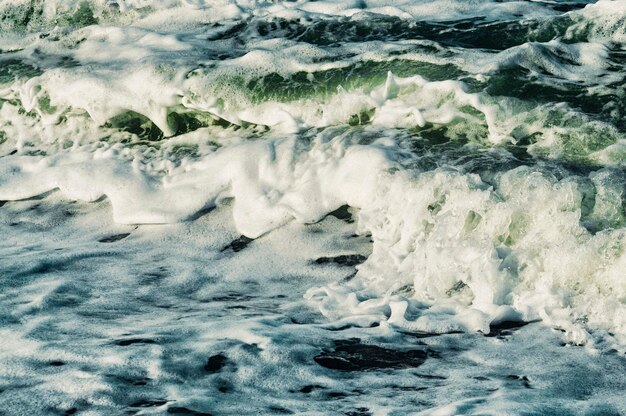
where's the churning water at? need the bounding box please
[1,1,626,415]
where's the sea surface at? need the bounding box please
[1,1,626,415]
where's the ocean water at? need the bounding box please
[1,0,626,414]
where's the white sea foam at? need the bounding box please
[1,0,624,346]
[569,0,626,43]
[2,1,626,414]
[2,125,626,349]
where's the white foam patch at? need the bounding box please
[484,40,615,84]
[570,0,626,43]
[1,130,626,348]
[0,0,622,165]
[1,191,625,415]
